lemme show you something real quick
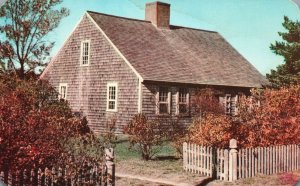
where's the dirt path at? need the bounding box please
[116,172,196,186]
[115,159,208,186]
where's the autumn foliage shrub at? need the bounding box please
[236,86,300,147]
[188,113,235,148]
[192,88,224,116]
[0,75,93,172]
[187,88,234,148]
[123,114,165,160]
[188,86,300,148]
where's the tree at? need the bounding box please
[267,16,300,88]
[0,0,69,79]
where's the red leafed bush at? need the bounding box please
[0,75,91,172]
[237,86,300,147]
[192,88,225,116]
[188,86,300,148]
[188,113,234,148]
[187,88,233,148]
[123,114,165,160]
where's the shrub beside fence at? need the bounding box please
[0,148,115,186]
[183,139,300,181]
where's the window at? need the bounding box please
[59,83,68,100]
[223,94,238,115]
[80,40,90,66]
[156,87,170,114]
[107,82,118,111]
[177,88,189,115]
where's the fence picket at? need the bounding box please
[210,147,213,177]
[272,146,275,174]
[292,145,294,171]
[224,149,229,181]
[197,145,199,174]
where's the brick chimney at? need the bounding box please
[145,1,170,28]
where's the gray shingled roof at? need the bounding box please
[88,11,268,88]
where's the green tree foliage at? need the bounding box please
[0,0,69,79]
[267,16,300,88]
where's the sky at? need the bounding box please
[46,0,300,75]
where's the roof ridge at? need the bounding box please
[87,10,217,33]
[170,25,218,33]
[87,11,151,23]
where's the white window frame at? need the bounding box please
[156,87,171,115]
[106,82,118,112]
[59,83,68,100]
[80,40,90,66]
[176,88,189,115]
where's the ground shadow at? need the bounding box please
[153,155,180,161]
[195,177,216,186]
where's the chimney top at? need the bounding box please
[145,1,170,28]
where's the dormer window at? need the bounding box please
[80,40,90,66]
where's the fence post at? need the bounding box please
[229,139,238,181]
[183,142,187,170]
[0,171,4,184]
[105,148,115,186]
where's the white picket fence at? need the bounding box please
[183,140,300,181]
[0,148,115,186]
[0,166,104,185]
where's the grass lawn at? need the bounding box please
[114,135,206,185]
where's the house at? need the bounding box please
[41,1,267,133]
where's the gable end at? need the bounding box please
[86,12,143,82]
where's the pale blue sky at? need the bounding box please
[48,0,300,75]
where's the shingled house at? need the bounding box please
[41,2,267,133]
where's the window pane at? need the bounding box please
[109,101,115,110]
[159,87,168,102]
[179,104,187,113]
[109,87,116,100]
[224,94,237,115]
[179,88,187,103]
[159,103,168,114]
[60,86,66,99]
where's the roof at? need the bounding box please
[88,11,268,88]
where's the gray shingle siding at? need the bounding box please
[42,15,139,133]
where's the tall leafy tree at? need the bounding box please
[267,16,300,88]
[0,0,69,79]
